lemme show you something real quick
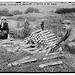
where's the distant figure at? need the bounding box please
[40,19,44,30]
[0,16,9,39]
[24,19,30,28]
[23,19,31,37]
[17,18,22,28]
[56,20,75,54]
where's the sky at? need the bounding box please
[0,2,75,12]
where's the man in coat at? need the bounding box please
[0,16,9,39]
[56,20,75,54]
[40,19,44,30]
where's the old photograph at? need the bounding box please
[0,2,75,72]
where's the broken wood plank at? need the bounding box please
[8,51,45,66]
[22,47,38,51]
[48,38,57,43]
[8,50,63,67]
[8,57,37,66]
[23,44,33,48]
[44,34,55,38]
[39,61,63,68]
[7,46,19,52]
[8,52,63,67]
[47,35,56,40]
[31,47,43,54]
[42,32,51,35]
[23,47,43,54]
[31,29,42,34]
[48,43,56,48]
[32,51,63,60]
[8,56,30,67]
[43,52,64,60]
[48,52,60,55]
[45,51,64,58]
[45,47,52,56]
[39,30,49,34]
[48,38,57,42]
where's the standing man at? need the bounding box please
[56,20,75,54]
[0,16,9,39]
[40,19,44,30]
[23,19,31,37]
[24,19,30,27]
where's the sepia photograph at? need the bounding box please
[0,2,75,72]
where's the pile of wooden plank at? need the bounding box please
[1,29,57,54]
[7,29,64,68]
[28,29,57,47]
[8,51,64,68]
[22,29,58,54]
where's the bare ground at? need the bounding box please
[0,48,75,72]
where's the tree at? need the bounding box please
[0,8,13,16]
[24,7,39,14]
[55,8,75,14]
[2,8,9,15]
[12,10,22,15]
[0,8,9,16]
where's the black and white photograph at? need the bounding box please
[0,2,75,72]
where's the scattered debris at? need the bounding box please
[0,29,64,68]
[39,61,63,68]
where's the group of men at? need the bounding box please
[37,19,75,54]
[0,16,75,54]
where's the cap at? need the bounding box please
[1,16,7,20]
[62,20,72,24]
[41,19,44,21]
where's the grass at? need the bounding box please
[0,12,75,72]
[0,44,74,72]
[0,50,74,72]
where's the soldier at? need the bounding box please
[24,19,30,28]
[23,19,31,37]
[0,16,9,39]
[40,19,44,30]
[56,20,75,54]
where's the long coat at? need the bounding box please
[0,22,9,39]
[40,21,44,30]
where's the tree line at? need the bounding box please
[0,7,40,16]
[55,8,75,14]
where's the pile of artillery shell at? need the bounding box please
[26,29,57,47]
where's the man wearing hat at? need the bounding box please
[0,16,9,39]
[56,19,75,54]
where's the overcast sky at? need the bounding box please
[0,2,75,12]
